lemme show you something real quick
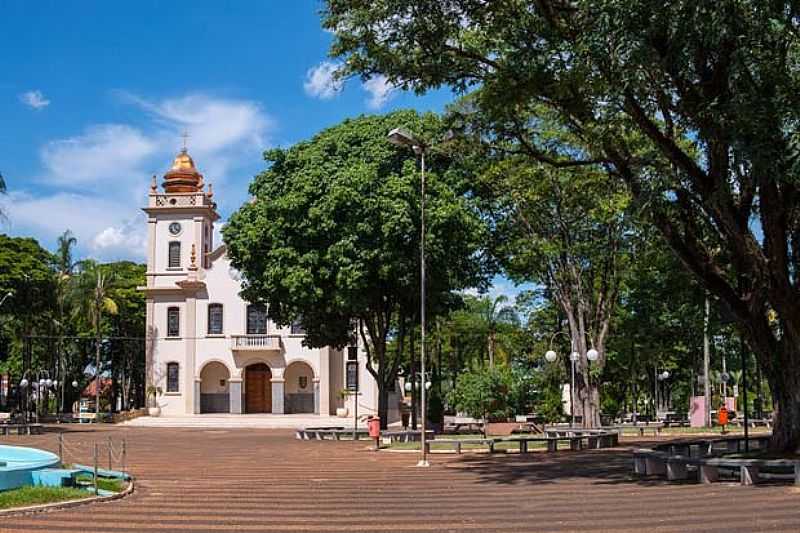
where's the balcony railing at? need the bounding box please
[230,335,281,351]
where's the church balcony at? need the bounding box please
[230,334,281,352]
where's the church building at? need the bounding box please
[141,148,396,419]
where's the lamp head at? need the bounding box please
[586,348,599,362]
[425,381,432,390]
[19,378,28,388]
[660,370,670,380]
[45,378,53,388]
[404,382,412,392]
[72,380,79,388]
[387,127,422,149]
[544,350,557,363]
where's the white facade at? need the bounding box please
[141,150,397,420]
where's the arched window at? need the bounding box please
[168,241,181,268]
[166,362,179,393]
[246,304,267,335]
[167,307,180,337]
[208,303,224,335]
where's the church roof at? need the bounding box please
[162,148,204,193]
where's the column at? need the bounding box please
[313,378,321,414]
[184,295,197,415]
[229,378,242,414]
[319,348,330,416]
[271,378,285,414]
[193,379,201,414]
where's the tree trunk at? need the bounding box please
[767,347,800,452]
[95,328,101,417]
[378,382,390,430]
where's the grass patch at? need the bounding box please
[0,486,90,510]
[75,474,125,493]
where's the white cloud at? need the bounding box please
[4,191,148,262]
[9,91,275,262]
[40,124,156,186]
[303,61,344,100]
[20,90,50,109]
[91,218,148,260]
[362,75,396,109]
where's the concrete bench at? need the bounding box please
[425,438,495,454]
[634,446,800,486]
[0,423,43,435]
[615,423,664,436]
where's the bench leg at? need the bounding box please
[588,437,598,449]
[741,466,759,486]
[547,440,557,453]
[455,442,461,454]
[667,462,688,481]
[645,457,666,476]
[634,456,647,475]
[699,465,719,483]
[488,442,495,453]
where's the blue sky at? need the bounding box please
[0,1,527,302]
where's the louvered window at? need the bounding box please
[208,304,223,335]
[167,307,180,337]
[246,305,267,335]
[168,241,181,268]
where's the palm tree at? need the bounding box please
[54,230,78,413]
[56,230,78,276]
[0,171,6,220]
[484,295,519,367]
[72,260,118,416]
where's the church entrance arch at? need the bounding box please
[245,363,272,413]
[284,361,315,414]
[199,361,231,413]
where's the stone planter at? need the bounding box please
[148,406,161,417]
[336,407,349,418]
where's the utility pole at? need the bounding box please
[703,295,712,427]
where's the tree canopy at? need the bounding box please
[224,110,490,425]
[324,0,800,450]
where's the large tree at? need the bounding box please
[224,111,489,427]
[324,0,800,451]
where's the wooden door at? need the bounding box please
[245,364,272,413]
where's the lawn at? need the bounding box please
[0,486,91,510]
[75,474,125,493]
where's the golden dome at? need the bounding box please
[170,149,197,172]
[162,148,204,193]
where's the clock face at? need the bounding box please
[168,222,182,235]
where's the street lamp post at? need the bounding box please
[544,333,599,428]
[387,127,430,467]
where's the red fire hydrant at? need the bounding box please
[367,416,381,451]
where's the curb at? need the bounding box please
[0,479,135,517]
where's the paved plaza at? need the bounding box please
[0,426,798,532]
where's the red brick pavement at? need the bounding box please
[0,426,797,532]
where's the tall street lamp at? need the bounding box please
[544,333,598,428]
[387,127,430,467]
